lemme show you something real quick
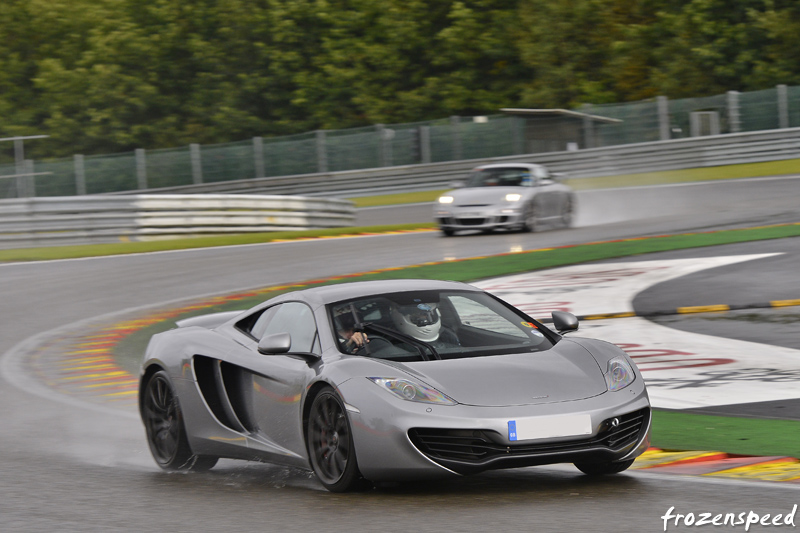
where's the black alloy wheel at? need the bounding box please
[142,370,217,471]
[307,388,365,492]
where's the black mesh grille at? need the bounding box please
[458,218,487,226]
[409,408,649,464]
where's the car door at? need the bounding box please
[227,301,320,461]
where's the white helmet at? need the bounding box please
[390,302,441,342]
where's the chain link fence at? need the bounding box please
[4,84,800,199]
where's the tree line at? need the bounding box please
[1,0,799,160]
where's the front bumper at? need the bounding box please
[435,206,524,231]
[338,377,651,481]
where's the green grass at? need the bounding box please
[652,410,800,458]
[349,190,447,207]
[564,158,800,190]
[0,223,434,262]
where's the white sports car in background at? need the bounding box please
[434,163,575,236]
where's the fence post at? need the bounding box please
[420,125,431,163]
[657,96,671,141]
[135,148,148,189]
[727,91,741,133]
[582,112,595,149]
[777,84,789,129]
[190,143,203,184]
[74,155,87,195]
[24,160,35,197]
[450,116,462,160]
[376,124,386,166]
[316,130,328,173]
[376,124,394,167]
[253,137,265,178]
[511,116,525,154]
[14,139,25,198]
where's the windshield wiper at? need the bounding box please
[355,322,440,361]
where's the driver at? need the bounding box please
[334,307,369,353]
[389,302,459,348]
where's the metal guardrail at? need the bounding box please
[109,128,800,198]
[0,194,355,249]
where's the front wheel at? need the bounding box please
[521,203,538,233]
[560,196,574,228]
[574,459,634,475]
[307,388,365,492]
[141,370,218,472]
[441,227,455,237]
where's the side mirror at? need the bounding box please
[449,180,465,189]
[551,311,579,333]
[257,332,291,354]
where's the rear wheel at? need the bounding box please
[574,459,634,475]
[307,388,365,492]
[142,370,217,472]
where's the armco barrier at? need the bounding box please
[109,128,800,197]
[0,194,355,249]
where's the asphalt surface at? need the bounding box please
[2,175,800,532]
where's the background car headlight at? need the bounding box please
[505,193,522,202]
[368,377,456,405]
[604,356,635,391]
[438,195,454,204]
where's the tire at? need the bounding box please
[521,202,538,233]
[441,227,455,237]
[306,388,365,492]
[141,370,218,472]
[574,459,634,475]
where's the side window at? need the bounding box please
[534,165,553,185]
[449,295,528,338]
[253,302,319,354]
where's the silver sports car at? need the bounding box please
[434,163,575,236]
[139,279,650,492]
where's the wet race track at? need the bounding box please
[2,176,800,532]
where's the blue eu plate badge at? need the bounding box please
[508,415,591,442]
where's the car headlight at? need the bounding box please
[438,195,454,204]
[368,377,456,405]
[505,193,522,202]
[604,356,635,391]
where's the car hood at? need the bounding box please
[400,339,607,407]
[449,187,527,206]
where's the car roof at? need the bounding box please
[473,163,542,170]
[274,279,480,307]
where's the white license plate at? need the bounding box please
[508,414,592,441]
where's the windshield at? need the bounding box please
[328,289,555,362]
[466,167,533,188]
